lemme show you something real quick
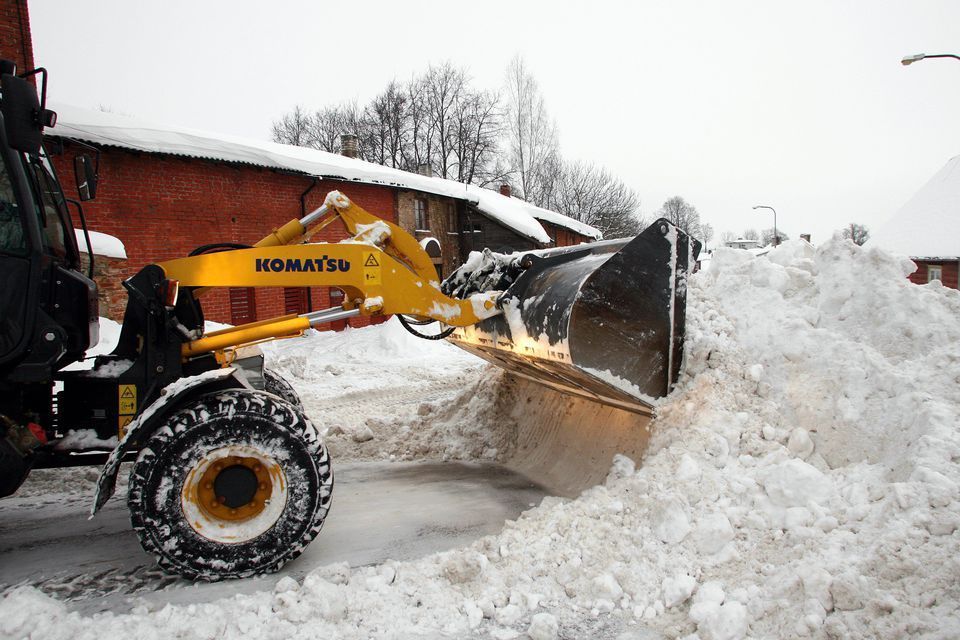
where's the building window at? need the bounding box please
[928,265,943,283]
[414,198,429,231]
[283,287,309,315]
[229,287,257,325]
[446,204,456,231]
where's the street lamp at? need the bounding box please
[753,205,778,246]
[901,53,960,66]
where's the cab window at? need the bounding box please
[26,152,69,260]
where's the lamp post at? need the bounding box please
[901,53,960,66]
[753,205,777,246]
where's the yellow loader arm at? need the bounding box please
[157,191,499,359]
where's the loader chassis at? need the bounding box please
[1,59,699,581]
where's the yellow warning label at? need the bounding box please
[118,384,137,416]
[363,251,382,285]
[119,415,134,438]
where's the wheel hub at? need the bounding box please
[181,447,287,541]
[193,456,273,521]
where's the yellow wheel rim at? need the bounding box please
[193,455,275,522]
[181,446,287,543]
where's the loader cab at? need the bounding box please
[0,62,98,380]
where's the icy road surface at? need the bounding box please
[0,461,546,615]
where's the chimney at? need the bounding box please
[416,163,433,177]
[340,134,358,158]
[499,184,511,197]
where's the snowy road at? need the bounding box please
[0,461,546,615]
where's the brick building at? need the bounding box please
[872,154,960,289]
[43,104,599,326]
[0,0,31,73]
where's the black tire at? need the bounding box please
[263,367,303,411]
[127,389,333,580]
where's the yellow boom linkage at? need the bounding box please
[158,191,498,360]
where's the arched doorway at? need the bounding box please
[420,237,443,280]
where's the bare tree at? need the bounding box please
[361,83,408,167]
[504,55,560,205]
[842,223,870,246]
[403,75,432,171]
[720,231,737,245]
[271,105,312,146]
[742,228,760,242]
[271,59,644,234]
[550,160,643,238]
[656,196,703,238]
[761,228,789,246]
[450,88,502,185]
[422,63,469,179]
[306,102,360,153]
[700,223,714,250]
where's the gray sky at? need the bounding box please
[30,0,960,245]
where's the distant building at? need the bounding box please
[871,155,960,289]
[724,238,762,251]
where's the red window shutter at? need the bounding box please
[283,287,309,315]
[229,287,257,324]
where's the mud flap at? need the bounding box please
[448,219,700,414]
[91,368,239,515]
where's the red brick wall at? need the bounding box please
[0,0,33,73]
[540,221,592,247]
[50,140,397,328]
[908,259,959,289]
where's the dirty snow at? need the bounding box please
[5,237,960,638]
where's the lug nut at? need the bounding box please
[204,482,213,490]
[253,464,262,472]
[230,509,237,515]
[210,501,219,509]
[259,482,267,491]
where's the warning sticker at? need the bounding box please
[119,384,137,414]
[118,384,137,437]
[363,251,382,285]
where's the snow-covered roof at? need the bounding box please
[49,104,601,244]
[74,229,126,258]
[871,154,960,259]
[522,201,602,239]
[725,238,760,248]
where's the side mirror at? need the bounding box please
[0,73,42,154]
[74,154,98,201]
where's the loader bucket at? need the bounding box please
[447,219,700,415]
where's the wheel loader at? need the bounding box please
[0,60,700,580]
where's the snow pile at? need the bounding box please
[6,238,960,638]
[260,317,496,459]
[73,229,127,259]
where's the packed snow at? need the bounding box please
[4,237,960,638]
